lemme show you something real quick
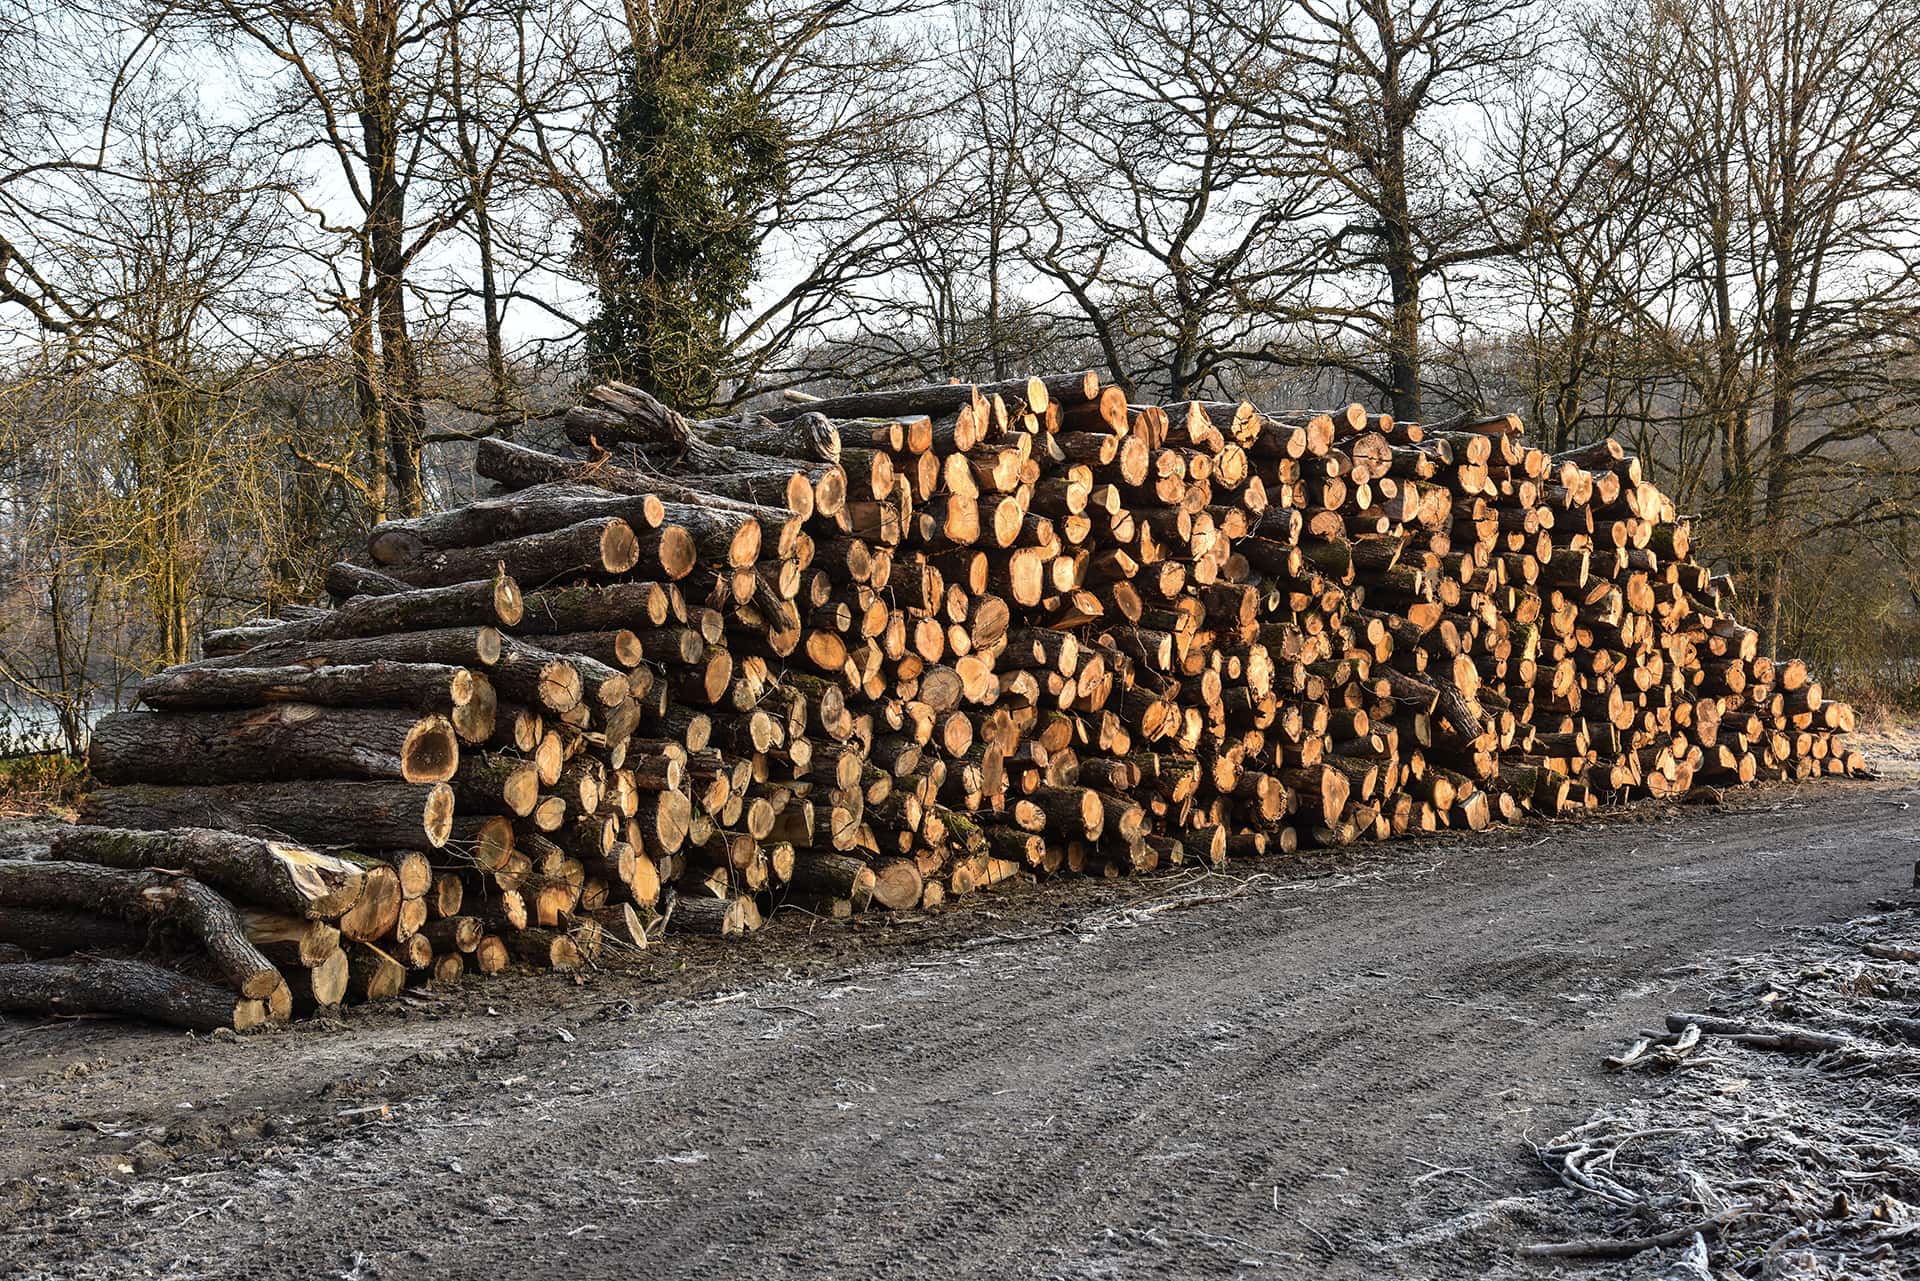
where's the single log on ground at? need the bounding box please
[420,915,483,953]
[472,936,509,973]
[868,858,924,911]
[671,894,761,937]
[0,956,268,1032]
[787,853,876,907]
[82,781,456,850]
[51,827,367,919]
[587,902,649,950]
[90,705,459,786]
[0,861,281,998]
[286,949,350,1010]
[505,926,583,970]
[346,944,407,1001]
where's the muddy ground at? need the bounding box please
[1,775,1917,1280]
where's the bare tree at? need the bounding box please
[1015,0,1314,399]
[1244,0,1546,420]
[154,0,526,516]
[1576,0,1920,652]
[1,99,321,743]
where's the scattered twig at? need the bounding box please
[1519,1206,1751,1258]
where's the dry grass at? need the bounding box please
[0,753,86,820]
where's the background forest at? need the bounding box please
[3,0,1918,753]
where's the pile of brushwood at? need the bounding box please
[1500,909,1920,1278]
[0,372,1865,1030]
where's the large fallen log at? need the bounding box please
[50,827,367,919]
[474,438,809,533]
[138,661,478,715]
[0,907,155,956]
[180,626,503,673]
[89,705,460,786]
[81,781,457,850]
[366,484,667,567]
[202,575,524,655]
[0,861,281,998]
[0,956,269,1032]
[378,517,642,590]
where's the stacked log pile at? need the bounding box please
[0,372,1864,1031]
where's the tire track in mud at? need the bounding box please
[0,780,1913,1280]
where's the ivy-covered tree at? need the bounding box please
[581,0,787,410]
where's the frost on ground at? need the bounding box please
[1405,905,1920,1279]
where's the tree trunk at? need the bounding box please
[204,576,523,654]
[0,956,267,1032]
[181,626,502,673]
[82,781,457,850]
[139,661,477,717]
[367,484,665,566]
[0,861,281,998]
[90,706,459,786]
[380,518,641,590]
[51,827,367,919]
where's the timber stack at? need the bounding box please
[0,372,1864,1032]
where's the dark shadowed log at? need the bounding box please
[0,861,281,998]
[90,706,460,786]
[515,581,675,635]
[505,926,584,970]
[0,907,156,956]
[421,914,484,953]
[82,781,456,850]
[670,894,762,936]
[0,956,268,1032]
[51,827,367,919]
[786,853,876,906]
[325,561,411,600]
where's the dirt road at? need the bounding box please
[2,778,1915,1280]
